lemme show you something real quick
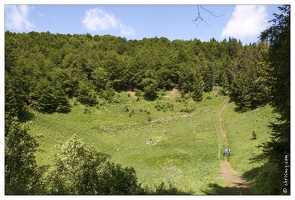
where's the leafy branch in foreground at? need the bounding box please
[5,120,47,194]
[45,134,143,195]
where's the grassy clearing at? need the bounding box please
[25,89,275,194]
[27,91,227,194]
[223,102,276,193]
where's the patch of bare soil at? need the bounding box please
[165,87,179,98]
[218,99,253,195]
[126,90,136,96]
[219,161,252,195]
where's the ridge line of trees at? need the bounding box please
[6,30,271,119]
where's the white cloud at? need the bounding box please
[5,5,35,31]
[119,24,135,36]
[82,8,135,36]
[221,5,268,40]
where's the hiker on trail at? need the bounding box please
[228,148,231,156]
[224,147,228,156]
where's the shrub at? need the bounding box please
[134,88,143,97]
[180,106,195,114]
[155,102,174,112]
[45,135,142,195]
[5,120,47,194]
[99,87,115,102]
[252,131,257,140]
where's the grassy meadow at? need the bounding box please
[25,90,274,194]
[223,102,276,194]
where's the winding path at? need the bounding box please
[217,99,252,195]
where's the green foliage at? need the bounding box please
[134,88,143,97]
[155,101,174,112]
[5,73,25,122]
[252,130,257,140]
[76,82,98,106]
[180,106,196,114]
[29,78,71,113]
[5,40,26,120]
[202,64,215,92]
[178,64,203,101]
[99,87,116,102]
[91,67,109,91]
[97,162,142,195]
[46,134,108,194]
[258,5,290,194]
[229,43,269,111]
[5,30,270,113]
[148,182,187,195]
[157,67,178,90]
[140,78,158,99]
[5,119,47,194]
[45,135,141,195]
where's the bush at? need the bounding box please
[45,135,142,195]
[134,88,143,97]
[5,120,47,194]
[99,88,115,102]
[252,131,257,140]
[180,106,195,114]
[155,102,174,112]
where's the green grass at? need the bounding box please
[223,103,274,172]
[25,90,275,194]
[223,102,277,193]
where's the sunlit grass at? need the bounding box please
[26,91,274,194]
[223,103,274,171]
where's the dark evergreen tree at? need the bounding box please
[202,63,215,92]
[178,64,203,101]
[258,5,290,194]
[229,43,269,111]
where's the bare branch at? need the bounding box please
[192,5,229,28]
[199,5,228,17]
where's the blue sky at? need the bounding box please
[3,1,284,45]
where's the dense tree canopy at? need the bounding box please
[5,30,270,117]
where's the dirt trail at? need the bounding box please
[217,99,229,147]
[217,99,252,195]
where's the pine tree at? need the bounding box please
[259,5,290,194]
[178,64,203,101]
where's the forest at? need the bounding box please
[5,5,289,195]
